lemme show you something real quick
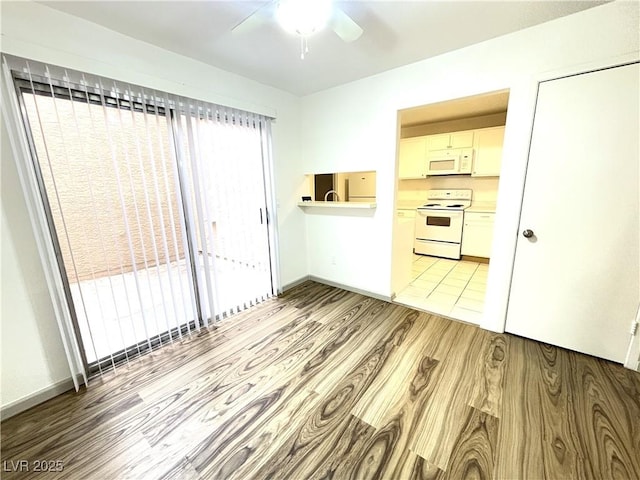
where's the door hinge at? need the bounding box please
[631,320,639,336]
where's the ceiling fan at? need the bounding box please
[232,0,364,58]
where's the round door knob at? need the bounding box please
[522,229,534,238]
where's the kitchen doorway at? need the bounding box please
[391,89,510,325]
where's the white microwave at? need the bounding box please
[426,148,473,176]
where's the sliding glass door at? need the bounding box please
[11,61,277,376]
[174,105,274,321]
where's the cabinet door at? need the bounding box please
[449,130,474,148]
[461,213,495,257]
[398,137,427,179]
[472,127,504,176]
[427,130,474,150]
[426,133,451,151]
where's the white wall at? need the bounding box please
[0,0,307,410]
[1,120,72,409]
[299,1,639,311]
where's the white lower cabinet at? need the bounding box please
[397,208,416,240]
[461,212,495,258]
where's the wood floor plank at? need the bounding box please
[2,282,640,480]
[4,284,328,441]
[153,282,355,399]
[1,397,150,480]
[302,414,378,480]
[395,452,444,480]
[140,320,326,448]
[188,388,323,479]
[57,431,154,480]
[0,392,145,462]
[410,323,488,470]
[209,306,425,480]
[0,330,229,453]
[597,359,640,454]
[495,337,597,479]
[180,304,401,479]
[441,406,499,480]
[494,335,548,479]
[139,296,388,469]
[337,317,453,478]
[468,333,507,418]
[535,343,587,479]
[309,301,412,396]
[567,352,640,479]
[249,306,418,479]
[352,313,448,428]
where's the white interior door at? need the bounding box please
[506,63,639,363]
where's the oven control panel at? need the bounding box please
[427,189,472,201]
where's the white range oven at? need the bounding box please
[414,189,472,259]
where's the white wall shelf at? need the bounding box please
[298,201,377,209]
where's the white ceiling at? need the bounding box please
[40,1,607,96]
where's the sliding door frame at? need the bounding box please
[10,65,281,376]
[12,77,91,377]
[10,72,209,375]
[258,121,280,296]
[168,108,206,327]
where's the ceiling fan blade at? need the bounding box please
[330,7,363,43]
[232,2,274,35]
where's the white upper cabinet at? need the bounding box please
[398,136,428,179]
[427,130,475,150]
[472,126,505,177]
[398,127,504,179]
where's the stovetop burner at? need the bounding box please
[419,202,468,210]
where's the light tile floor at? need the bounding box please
[394,254,488,324]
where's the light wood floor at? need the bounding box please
[2,281,639,479]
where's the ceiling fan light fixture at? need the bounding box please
[276,0,332,37]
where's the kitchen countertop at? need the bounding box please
[466,203,497,213]
[298,201,376,209]
[396,201,426,210]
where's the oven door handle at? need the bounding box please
[416,209,464,218]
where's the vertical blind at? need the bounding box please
[2,55,279,380]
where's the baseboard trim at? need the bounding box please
[281,275,311,293]
[1,377,76,421]
[308,275,392,302]
[461,255,490,264]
